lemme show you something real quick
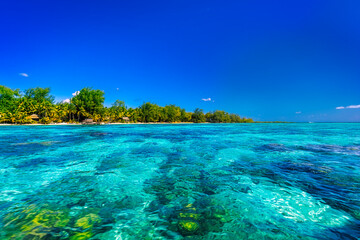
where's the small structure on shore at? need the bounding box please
[30,114,39,121]
[122,117,130,122]
[82,118,95,125]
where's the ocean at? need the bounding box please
[0,123,359,239]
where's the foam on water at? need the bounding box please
[0,123,359,239]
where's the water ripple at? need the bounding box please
[0,123,359,239]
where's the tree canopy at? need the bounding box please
[0,85,20,113]
[0,85,254,124]
[71,88,105,121]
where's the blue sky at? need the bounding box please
[1,0,359,122]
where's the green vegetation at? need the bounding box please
[2,204,103,239]
[0,85,253,124]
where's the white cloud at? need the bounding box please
[19,73,29,77]
[295,111,301,114]
[202,98,212,102]
[62,99,71,104]
[72,91,80,96]
[347,105,360,109]
[116,88,119,91]
[336,105,360,110]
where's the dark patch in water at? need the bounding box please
[89,132,111,137]
[125,138,146,143]
[255,143,292,152]
[130,143,166,157]
[142,150,234,237]
[97,156,127,172]
[276,161,332,175]
[271,159,360,225]
[16,158,49,169]
[297,144,360,156]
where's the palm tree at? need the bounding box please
[0,112,5,123]
[56,104,69,122]
[68,103,76,122]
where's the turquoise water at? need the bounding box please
[0,123,359,239]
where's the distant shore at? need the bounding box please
[0,122,198,126]
[0,122,299,126]
[2,122,357,126]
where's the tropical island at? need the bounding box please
[0,85,254,124]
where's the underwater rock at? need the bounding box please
[16,158,48,169]
[75,213,101,229]
[2,204,107,240]
[147,200,162,213]
[172,167,202,182]
[142,148,233,237]
[2,205,71,239]
[297,144,360,156]
[276,161,332,175]
[178,220,200,234]
[89,132,110,137]
[256,143,292,152]
[204,204,231,225]
[97,157,127,172]
[208,205,226,219]
[116,195,143,209]
[177,204,201,235]
[71,213,102,239]
[159,205,176,220]
[165,192,177,201]
[175,202,231,236]
[202,219,223,234]
[209,168,232,177]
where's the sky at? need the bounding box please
[1,0,359,122]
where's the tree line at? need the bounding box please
[0,85,254,124]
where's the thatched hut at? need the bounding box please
[122,117,130,122]
[82,118,94,124]
[30,114,39,121]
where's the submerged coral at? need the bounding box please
[2,204,102,240]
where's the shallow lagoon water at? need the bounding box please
[0,123,359,239]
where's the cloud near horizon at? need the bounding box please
[347,105,360,109]
[336,105,360,110]
[201,98,213,102]
[295,111,301,114]
[62,99,70,103]
[19,73,28,77]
